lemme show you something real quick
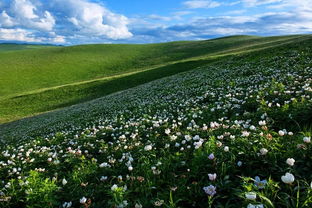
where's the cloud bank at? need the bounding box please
[0,0,132,44]
[0,0,311,44]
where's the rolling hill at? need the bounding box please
[0,34,311,208]
[0,35,311,124]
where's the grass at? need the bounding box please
[0,35,310,124]
[0,43,56,52]
[0,34,311,207]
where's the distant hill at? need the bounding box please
[0,43,57,52]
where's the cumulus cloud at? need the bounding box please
[6,0,55,31]
[49,0,132,40]
[0,0,132,44]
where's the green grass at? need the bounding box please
[0,34,311,124]
[0,33,312,208]
[0,43,56,52]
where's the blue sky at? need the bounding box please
[0,0,311,45]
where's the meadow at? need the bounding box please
[0,35,308,123]
[0,35,311,207]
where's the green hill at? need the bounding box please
[0,35,310,123]
[0,43,56,52]
[0,34,311,208]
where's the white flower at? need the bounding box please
[303,137,311,143]
[208,173,217,181]
[62,178,67,185]
[242,131,250,137]
[286,158,295,166]
[260,148,268,155]
[194,140,203,149]
[80,197,87,204]
[111,184,118,191]
[278,130,285,136]
[100,176,108,181]
[128,166,133,171]
[247,204,264,208]
[144,145,152,151]
[245,192,257,200]
[258,120,266,126]
[135,203,143,208]
[165,129,171,135]
[47,158,52,162]
[237,161,242,167]
[281,173,295,184]
[249,125,256,131]
[99,162,109,168]
[62,201,72,208]
[224,146,229,152]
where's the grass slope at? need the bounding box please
[0,43,56,52]
[0,34,311,208]
[0,35,310,124]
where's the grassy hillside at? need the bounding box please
[0,34,311,208]
[0,43,56,52]
[0,35,310,124]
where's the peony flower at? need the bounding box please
[224,146,229,152]
[154,200,164,206]
[281,173,295,184]
[100,176,108,181]
[203,185,216,196]
[111,184,118,191]
[303,137,311,143]
[260,148,268,155]
[245,192,257,200]
[80,197,87,204]
[278,130,285,136]
[286,158,295,166]
[165,129,171,135]
[99,162,109,168]
[242,131,250,137]
[62,178,67,185]
[258,120,266,126]
[208,173,217,181]
[62,201,72,208]
[144,145,152,151]
[135,203,143,208]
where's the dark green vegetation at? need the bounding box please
[0,35,310,123]
[0,34,312,208]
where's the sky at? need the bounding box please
[0,0,312,45]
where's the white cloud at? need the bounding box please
[0,28,66,43]
[0,11,15,27]
[0,0,55,31]
[12,0,38,19]
[0,28,39,42]
[50,0,132,40]
[0,0,132,43]
[183,0,221,9]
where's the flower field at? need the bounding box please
[0,39,312,207]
